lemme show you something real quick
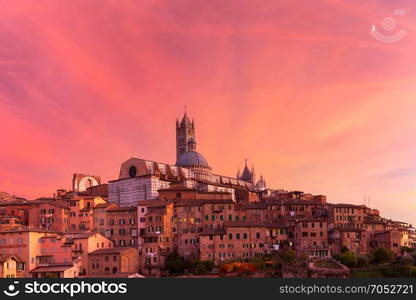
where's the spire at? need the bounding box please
[180,106,191,127]
[241,159,254,183]
[237,167,241,179]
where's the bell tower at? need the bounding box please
[176,107,195,162]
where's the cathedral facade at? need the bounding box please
[108,112,267,207]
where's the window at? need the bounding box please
[205,215,208,221]
[256,232,260,239]
[243,233,248,239]
[302,232,308,237]
[228,233,233,240]
[176,193,181,199]
[129,166,137,177]
[228,215,232,221]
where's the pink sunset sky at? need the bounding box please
[0,0,415,225]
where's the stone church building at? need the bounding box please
[108,112,267,207]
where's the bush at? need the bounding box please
[164,252,187,274]
[398,255,415,267]
[351,270,383,278]
[366,252,375,263]
[199,260,215,272]
[280,248,296,265]
[335,251,358,268]
[401,246,415,253]
[219,262,256,275]
[373,248,393,264]
[410,252,416,265]
[357,255,370,267]
[195,263,207,275]
[249,256,267,269]
[341,246,350,253]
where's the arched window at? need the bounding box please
[112,267,118,274]
[129,166,137,178]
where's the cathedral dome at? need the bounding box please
[256,175,267,191]
[175,150,211,170]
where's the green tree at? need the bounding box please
[398,255,414,267]
[373,247,393,264]
[357,255,370,267]
[165,252,186,274]
[280,248,296,265]
[335,250,358,268]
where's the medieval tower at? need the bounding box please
[176,110,195,162]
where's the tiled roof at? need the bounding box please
[30,264,73,273]
[107,206,136,212]
[174,199,234,207]
[0,254,23,263]
[89,247,136,255]
[224,221,288,228]
[331,203,367,208]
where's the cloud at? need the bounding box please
[0,0,415,225]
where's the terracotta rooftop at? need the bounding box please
[89,247,136,255]
[30,264,73,273]
[224,221,288,228]
[174,198,234,207]
[107,206,136,212]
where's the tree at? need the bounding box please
[336,250,358,268]
[398,255,414,267]
[280,248,296,265]
[341,246,350,253]
[165,252,186,274]
[357,255,370,267]
[373,247,393,264]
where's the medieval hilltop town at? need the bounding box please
[1,112,415,278]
